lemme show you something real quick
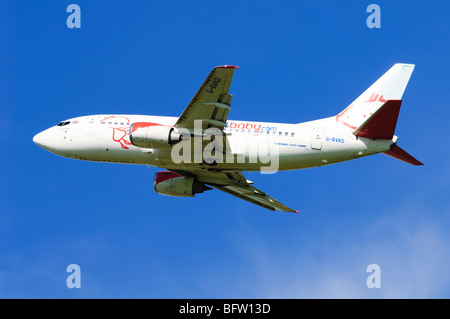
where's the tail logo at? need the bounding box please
[365,92,387,103]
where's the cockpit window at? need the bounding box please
[56,121,71,126]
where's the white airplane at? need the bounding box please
[33,64,422,213]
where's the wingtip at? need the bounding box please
[215,65,239,69]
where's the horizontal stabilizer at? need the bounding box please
[353,100,402,140]
[383,145,423,166]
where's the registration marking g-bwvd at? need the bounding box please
[325,137,345,143]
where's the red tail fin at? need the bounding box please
[353,100,402,140]
[383,145,423,166]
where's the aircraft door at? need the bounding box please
[311,128,324,150]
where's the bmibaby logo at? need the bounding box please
[226,121,278,135]
[227,121,262,135]
[100,116,132,149]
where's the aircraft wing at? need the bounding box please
[175,65,238,132]
[171,66,297,213]
[210,184,299,212]
[171,169,299,213]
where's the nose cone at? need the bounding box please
[33,127,61,152]
[33,131,45,148]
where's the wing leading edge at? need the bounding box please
[175,65,238,132]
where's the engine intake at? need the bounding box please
[153,171,212,197]
[129,122,182,148]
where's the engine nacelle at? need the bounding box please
[129,122,182,148]
[153,171,211,197]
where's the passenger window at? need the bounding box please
[285,132,288,136]
[291,132,295,137]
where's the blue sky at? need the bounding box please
[1,0,449,298]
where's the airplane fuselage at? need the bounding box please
[33,114,395,172]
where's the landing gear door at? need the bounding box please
[311,128,324,150]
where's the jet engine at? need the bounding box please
[129,122,183,148]
[153,171,212,197]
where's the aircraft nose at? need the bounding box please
[33,131,45,147]
[33,127,60,152]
